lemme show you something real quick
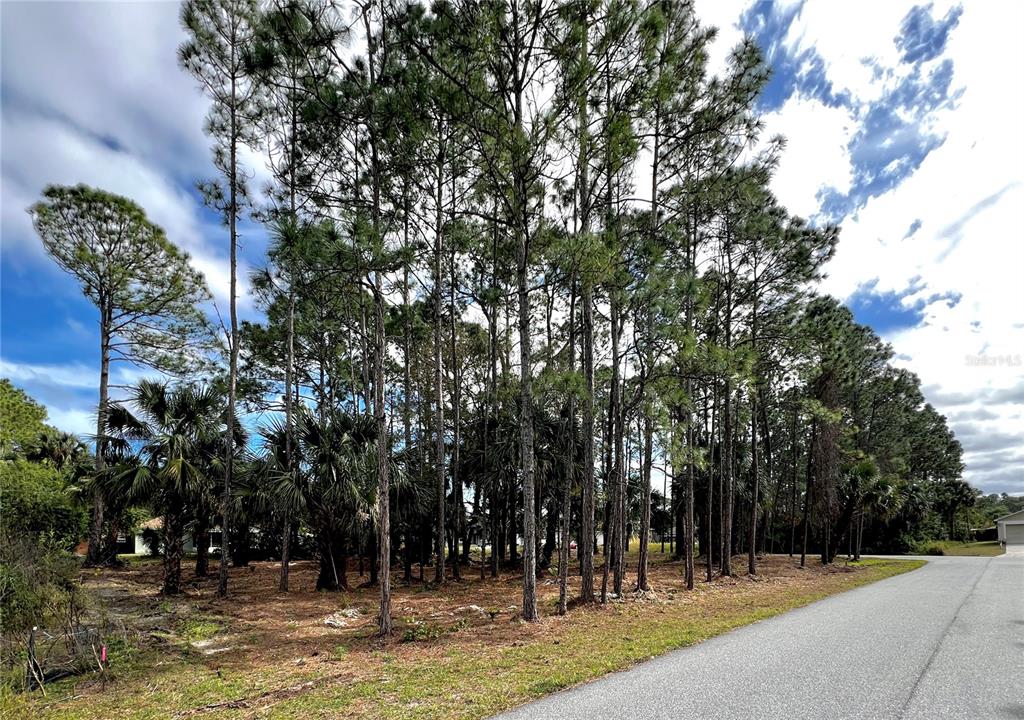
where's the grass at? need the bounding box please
[1,552,923,720]
[917,540,1004,557]
[115,554,165,565]
[180,617,227,643]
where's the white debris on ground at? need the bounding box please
[323,608,361,627]
[190,635,247,655]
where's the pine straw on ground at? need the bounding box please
[5,550,922,720]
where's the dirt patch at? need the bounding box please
[90,553,846,660]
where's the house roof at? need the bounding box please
[994,509,1024,523]
[139,517,164,531]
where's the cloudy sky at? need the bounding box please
[1,1,1022,494]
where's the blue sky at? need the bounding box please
[2,1,1022,494]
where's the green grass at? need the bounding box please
[2,557,922,720]
[917,540,1004,557]
[180,617,227,643]
[113,553,163,565]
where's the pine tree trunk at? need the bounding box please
[637,410,653,591]
[517,212,538,620]
[760,393,777,557]
[789,403,798,559]
[449,239,462,582]
[432,136,447,587]
[580,274,596,603]
[559,284,577,612]
[610,290,624,596]
[801,421,816,568]
[854,514,863,561]
[216,28,245,597]
[87,328,110,567]
[748,283,760,576]
[489,212,500,580]
[366,17,391,631]
[600,495,610,603]
[281,291,295,592]
[403,187,414,585]
[558,459,572,613]
[576,9,596,605]
[707,385,718,581]
[722,376,733,576]
[749,393,759,576]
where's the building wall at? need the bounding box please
[130,532,215,555]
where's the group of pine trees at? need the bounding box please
[27,0,970,637]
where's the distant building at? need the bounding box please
[116,517,220,555]
[995,509,1024,547]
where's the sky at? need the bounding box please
[1,0,1022,495]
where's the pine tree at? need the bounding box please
[30,184,212,566]
[179,0,260,598]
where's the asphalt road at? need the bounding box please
[493,554,1024,720]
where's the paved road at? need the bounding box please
[494,554,1024,720]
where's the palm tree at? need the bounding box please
[247,418,303,580]
[267,407,412,593]
[279,409,377,591]
[24,429,89,472]
[106,380,226,595]
[854,474,904,560]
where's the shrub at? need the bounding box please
[0,459,86,550]
[0,458,90,686]
[1,459,87,634]
[0,531,85,637]
[915,541,946,556]
[401,620,443,642]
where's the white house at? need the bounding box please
[118,517,219,555]
[995,509,1024,547]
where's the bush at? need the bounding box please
[1,459,87,633]
[0,459,86,550]
[0,531,85,638]
[915,541,946,556]
[1,458,89,685]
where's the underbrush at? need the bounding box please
[914,541,946,556]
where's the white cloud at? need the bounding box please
[45,407,97,438]
[749,0,1024,493]
[0,357,170,440]
[761,94,856,219]
[0,358,97,391]
[693,0,748,77]
[1,0,260,313]
[0,1,210,178]
[778,3,913,104]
